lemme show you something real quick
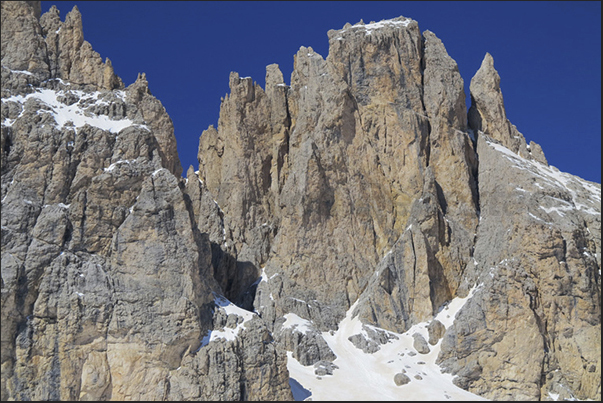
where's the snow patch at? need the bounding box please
[342,18,412,36]
[528,212,552,224]
[7,68,33,76]
[199,294,256,347]
[259,268,268,283]
[1,88,145,134]
[287,286,486,400]
[539,204,574,217]
[282,313,313,334]
[104,159,136,172]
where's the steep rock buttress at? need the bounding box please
[1,2,292,400]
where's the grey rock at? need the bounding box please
[348,334,380,354]
[1,1,50,81]
[427,319,446,345]
[394,372,411,386]
[167,305,292,401]
[314,360,339,376]
[2,5,600,401]
[412,333,430,354]
[437,132,600,400]
[347,324,398,354]
[278,323,336,366]
[0,2,293,400]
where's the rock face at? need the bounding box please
[437,135,601,400]
[198,17,480,362]
[195,15,600,403]
[2,2,600,402]
[435,51,600,401]
[1,2,292,401]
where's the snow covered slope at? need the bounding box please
[287,287,488,401]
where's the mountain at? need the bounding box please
[1,2,600,401]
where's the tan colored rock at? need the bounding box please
[125,72,182,177]
[79,351,111,401]
[1,2,293,400]
[49,5,123,90]
[196,15,600,401]
[1,1,49,80]
[438,133,601,401]
[468,53,547,164]
[2,4,600,401]
[199,18,479,346]
[198,68,287,267]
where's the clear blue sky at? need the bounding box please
[41,1,601,183]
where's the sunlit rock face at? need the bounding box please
[199,16,479,341]
[2,2,600,401]
[196,15,600,402]
[1,2,292,400]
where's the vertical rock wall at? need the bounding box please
[195,15,600,403]
[197,18,480,339]
[1,2,292,400]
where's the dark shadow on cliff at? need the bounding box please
[210,241,259,311]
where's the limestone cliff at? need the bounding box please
[195,16,600,402]
[1,2,292,400]
[438,56,601,400]
[1,2,600,401]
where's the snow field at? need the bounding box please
[287,286,487,401]
[1,88,148,134]
[487,140,600,217]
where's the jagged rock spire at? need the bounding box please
[468,53,547,164]
[1,1,123,90]
[468,53,513,144]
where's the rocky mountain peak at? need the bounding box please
[467,53,505,139]
[1,0,122,90]
[39,4,60,35]
[468,52,548,164]
[328,16,415,38]
[1,3,600,401]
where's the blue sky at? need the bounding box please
[41,1,601,183]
